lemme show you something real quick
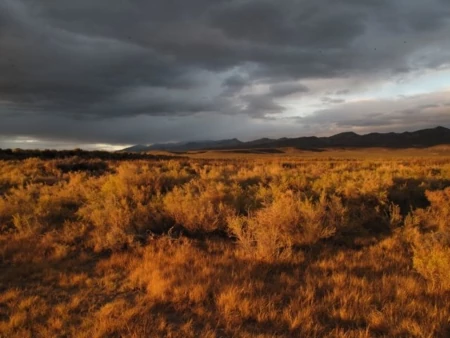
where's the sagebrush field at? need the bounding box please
[1,148,450,337]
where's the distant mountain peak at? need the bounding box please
[433,126,450,131]
[330,131,359,138]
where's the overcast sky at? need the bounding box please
[1,0,450,150]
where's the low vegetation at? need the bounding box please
[1,149,450,337]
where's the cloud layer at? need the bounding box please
[1,0,449,147]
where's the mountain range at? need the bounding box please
[120,126,450,152]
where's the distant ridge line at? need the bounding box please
[120,126,450,152]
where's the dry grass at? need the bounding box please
[1,149,450,337]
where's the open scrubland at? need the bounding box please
[1,148,450,337]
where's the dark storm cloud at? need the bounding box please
[1,0,450,145]
[270,83,309,98]
[241,94,286,117]
[221,74,250,96]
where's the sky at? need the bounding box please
[1,0,450,150]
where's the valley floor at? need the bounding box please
[1,150,450,337]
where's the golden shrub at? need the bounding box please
[163,179,236,233]
[405,188,450,290]
[228,191,346,259]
